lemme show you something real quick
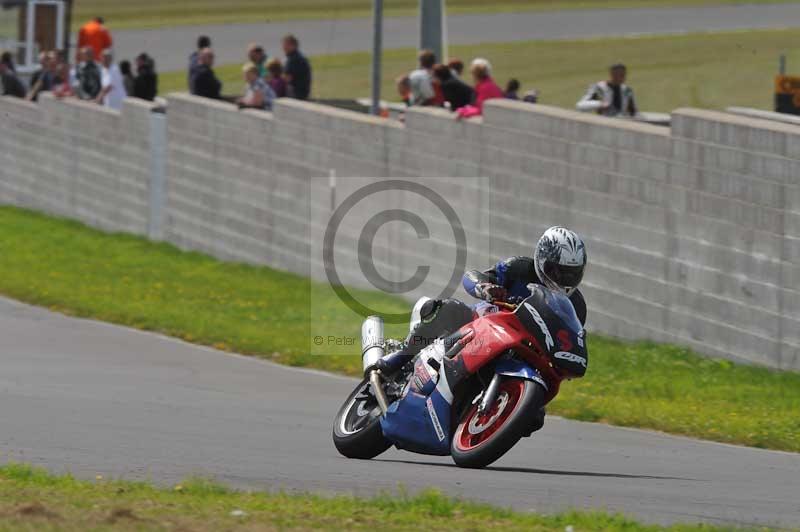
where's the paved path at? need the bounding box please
[1,296,798,526]
[106,3,800,73]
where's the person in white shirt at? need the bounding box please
[408,49,437,106]
[576,63,638,118]
[96,48,127,110]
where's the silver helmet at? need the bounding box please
[534,227,587,296]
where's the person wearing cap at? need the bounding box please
[576,63,638,117]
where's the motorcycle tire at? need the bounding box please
[332,378,392,459]
[451,377,546,469]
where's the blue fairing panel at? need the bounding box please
[380,389,452,456]
[495,359,548,391]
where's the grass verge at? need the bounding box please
[1,206,799,452]
[0,463,757,531]
[72,0,800,30]
[161,28,800,112]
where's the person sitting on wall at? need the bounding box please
[192,48,222,100]
[237,63,275,110]
[576,63,638,118]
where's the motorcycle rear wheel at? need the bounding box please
[451,378,545,469]
[332,378,392,459]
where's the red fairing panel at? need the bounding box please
[457,312,528,374]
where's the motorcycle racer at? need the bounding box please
[374,227,588,376]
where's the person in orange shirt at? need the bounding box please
[77,17,112,61]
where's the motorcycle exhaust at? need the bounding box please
[361,315,385,372]
[369,370,390,415]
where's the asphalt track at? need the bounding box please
[1,296,798,527]
[110,3,800,73]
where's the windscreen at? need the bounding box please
[543,289,582,334]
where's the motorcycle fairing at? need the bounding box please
[380,386,452,456]
[514,286,588,377]
[494,358,548,390]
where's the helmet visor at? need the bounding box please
[542,262,584,294]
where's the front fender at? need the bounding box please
[495,359,548,391]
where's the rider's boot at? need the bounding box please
[373,347,414,375]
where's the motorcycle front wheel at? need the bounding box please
[451,377,546,469]
[332,379,392,459]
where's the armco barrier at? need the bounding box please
[2,93,799,370]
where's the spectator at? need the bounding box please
[52,62,74,98]
[505,79,520,100]
[96,49,127,110]
[188,35,211,92]
[192,47,221,99]
[432,63,474,111]
[456,58,503,119]
[576,63,638,117]
[0,60,26,98]
[237,63,275,110]
[77,17,113,61]
[282,34,311,100]
[523,89,539,103]
[133,53,158,101]
[119,60,135,96]
[27,51,58,101]
[265,58,287,98]
[73,47,103,101]
[447,58,464,79]
[1,51,15,72]
[409,49,437,106]
[247,43,268,77]
[396,75,411,106]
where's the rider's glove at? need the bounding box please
[476,283,507,303]
[506,295,525,305]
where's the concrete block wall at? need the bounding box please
[4,92,800,369]
[1,93,156,235]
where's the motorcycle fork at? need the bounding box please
[478,373,502,414]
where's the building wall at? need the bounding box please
[2,93,798,369]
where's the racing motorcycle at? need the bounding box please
[332,285,588,468]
